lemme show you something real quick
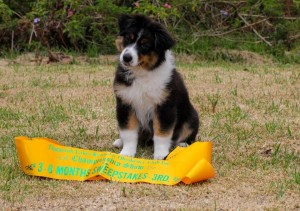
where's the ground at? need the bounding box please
[0,54,299,210]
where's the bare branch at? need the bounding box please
[206,18,269,37]
[240,13,300,20]
[11,30,14,52]
[238,14,273,47]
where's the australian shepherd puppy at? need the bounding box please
[113,14,199,159]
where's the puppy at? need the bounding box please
[113,14,199,159]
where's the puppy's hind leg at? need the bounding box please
[153,105,176,160]
[176,109,199,146]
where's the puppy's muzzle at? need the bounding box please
[122,53,133,65]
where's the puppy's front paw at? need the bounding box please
[154,149,169,160]
[177,142,189,147]
[113,139,123,148]
[120,148,136,157]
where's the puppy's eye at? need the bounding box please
[141,44,149,50]
[125,33,134,41]
[140,39,150,50]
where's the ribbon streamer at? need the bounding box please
[15,136,214,185]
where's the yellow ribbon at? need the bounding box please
[15,136,214,185]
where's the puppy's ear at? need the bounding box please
[118,14,135,36]
[153,25,175,51]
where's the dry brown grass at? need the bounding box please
[0,54,299,210]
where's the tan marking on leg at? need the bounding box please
[153,113,173,137]
[127,111,139,130]
[177,123,192,143]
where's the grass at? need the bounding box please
[0,54,299,210]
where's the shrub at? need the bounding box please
[0,0,299,62]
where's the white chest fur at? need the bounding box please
[115,51,174,128]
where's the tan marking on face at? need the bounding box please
[127,111,139,130]
[115,36,124,52]
[153,113,173,137]
[140,38,148,44]
[124,33,135,41]
[139,52,158,70]
[129,33,135,40]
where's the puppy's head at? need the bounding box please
[117,14,175,70]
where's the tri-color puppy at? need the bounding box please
[113,14,199,159]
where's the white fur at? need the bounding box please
[120,44,139,66]
[119,129,138,157]
[113,138,123,148]
[115,50,175,129]
[153,135,172,160]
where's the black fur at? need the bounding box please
[115,96,132,129]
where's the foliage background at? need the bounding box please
[0,0,299,62]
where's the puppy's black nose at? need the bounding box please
[123,53,132,63]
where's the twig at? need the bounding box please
[87,0,94,6]
[29,24,37,45]
[218,35,262,44]
[11,10,22,19]
[186,18,268,38]
[206,18,268,37]
[238,14,272,47]
[240,13,300,20]
[290,34,300,40]
[181,16,202,34]
[11,30,14,52]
